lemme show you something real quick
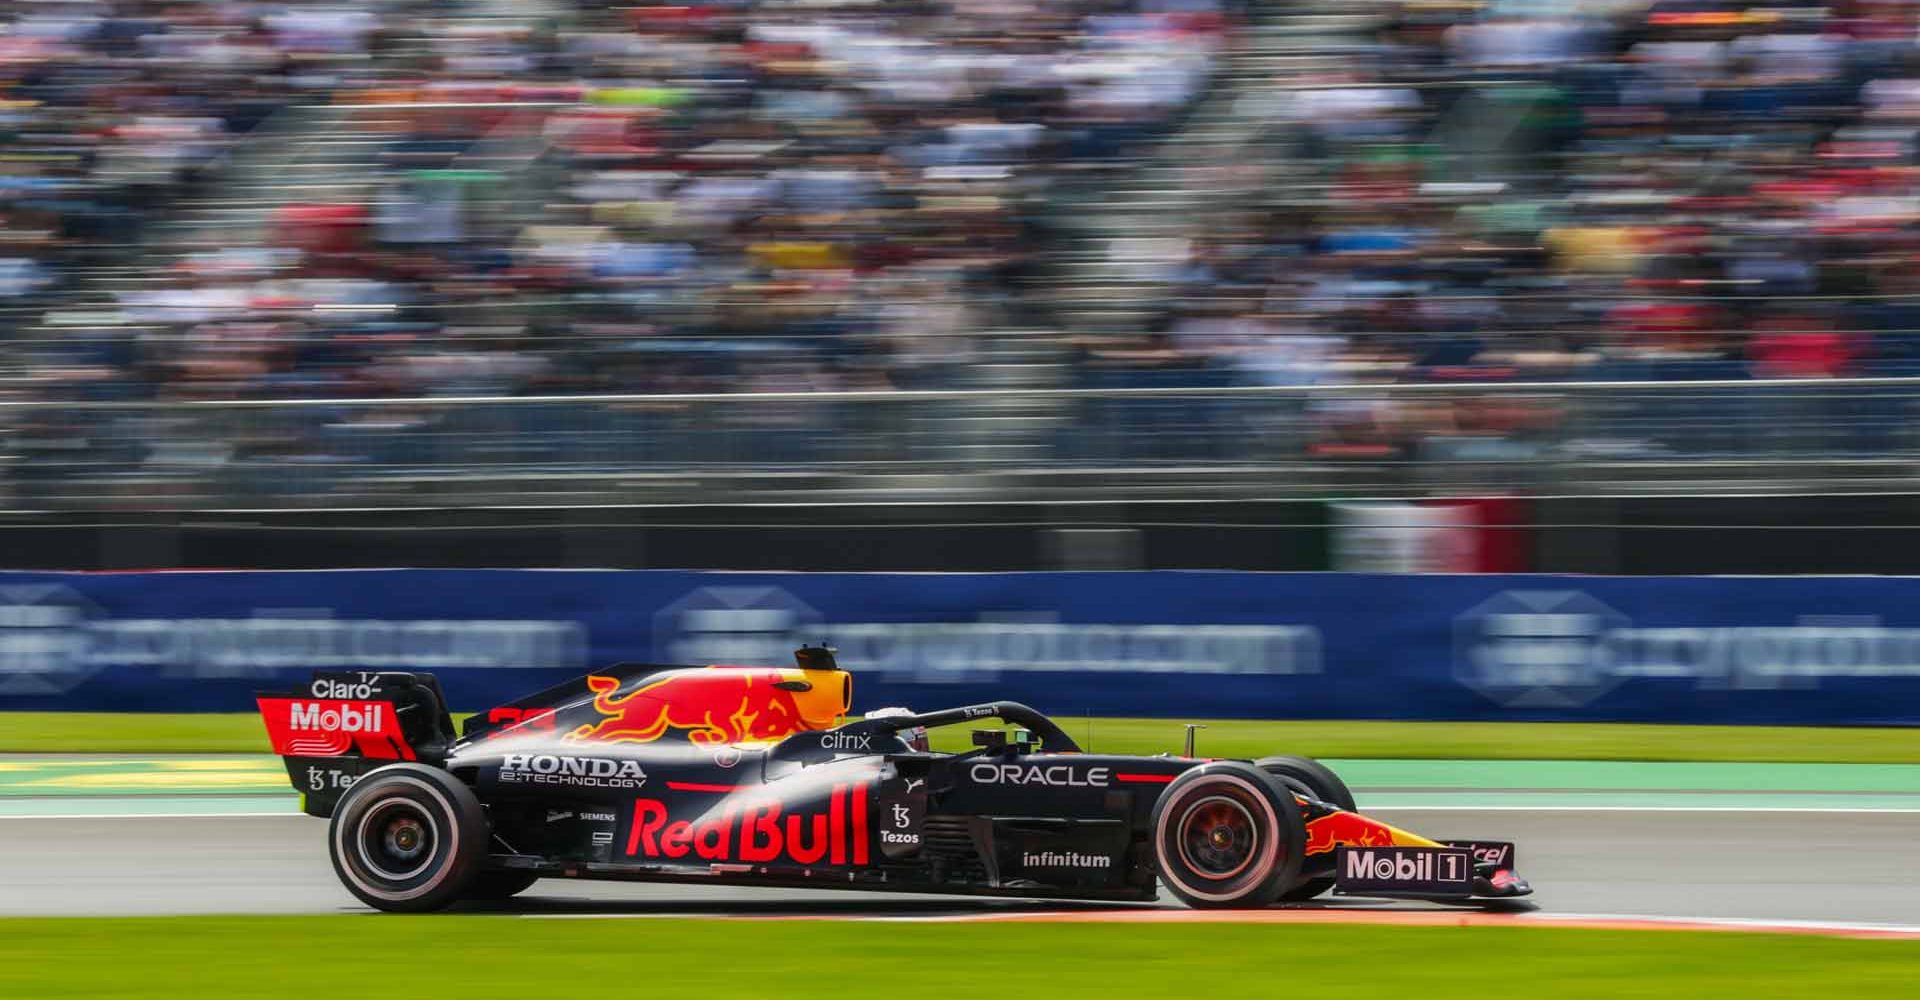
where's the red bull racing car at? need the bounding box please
[257,646,1531,912]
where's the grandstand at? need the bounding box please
[3,0,1920,508]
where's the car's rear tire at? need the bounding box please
[466,870,540,901]
[1257,755,1356,902]
[1151,762,1305,909]
[328,764,488,913]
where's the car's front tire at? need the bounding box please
[328,764,488,913]
[1151,762,1305,909]
[1257,755,1356,901]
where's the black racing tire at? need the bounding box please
[1151,761,1305,909]
[466,870,541,901]
[328,763,488,913]
[1258,755,1357,902]
[1256,755,1357,811]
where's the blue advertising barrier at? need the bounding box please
[5,570,1920,724]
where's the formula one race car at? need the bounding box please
[257,646,1531,912]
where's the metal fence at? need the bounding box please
[5,377,1920,509]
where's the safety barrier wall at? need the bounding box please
[5,569,1920,725]
[8,376,1920,510]
[21,494,1920,576]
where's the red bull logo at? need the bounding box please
[1304,811,1413,856]
[568,666,847,748]
[625,783,871,866]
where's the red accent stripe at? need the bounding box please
[830,783,848,866]
[1115,773,1177,784]
[665,781,737,793]
[852,781,868,866]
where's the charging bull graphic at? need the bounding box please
[1303,811,1437,855]
[567,667,845,748]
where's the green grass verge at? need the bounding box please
[0,713,280,754]
[5,711,1920,762]
[0,917,1915,999]
[993,718,1920,764]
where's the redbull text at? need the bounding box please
[625,783,871,866]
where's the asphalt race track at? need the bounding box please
[6,807,1917,925]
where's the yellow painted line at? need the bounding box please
[151,761,285,773]
[16,772,288,790]
[0,760,185,771]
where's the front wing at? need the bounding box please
[1299,800,1532,900]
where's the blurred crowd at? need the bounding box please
[1056,0,1920,459]
[0,0,444,290]
[1126,0,1920,388]
[2,0,1229,403]
[14,0,1920,493]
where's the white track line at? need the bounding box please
[1534,912,1920,936]
[519,910,1920,936]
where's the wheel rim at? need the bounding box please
[1176,794,1258,881]
[355,797,439,881]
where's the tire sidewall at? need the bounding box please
[329,764,487,912]
[1257,755,1354,901]
[1151,762,1305,908]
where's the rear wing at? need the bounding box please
[255,671,456,817]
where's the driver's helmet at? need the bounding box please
[863,706,928,752]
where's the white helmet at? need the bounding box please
[864,706,929,752]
